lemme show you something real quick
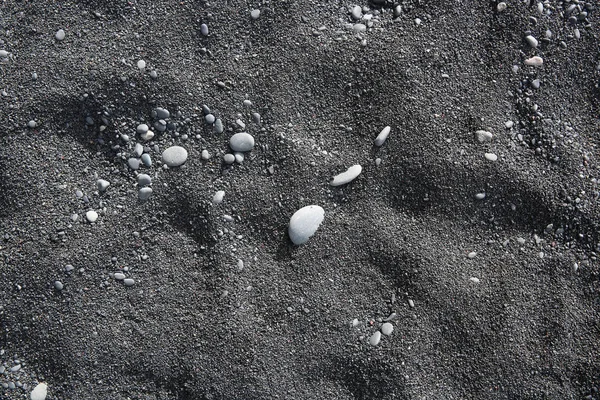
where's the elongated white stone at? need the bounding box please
[374,126,391,146]
[330,164,362,186]
[475,130,493,143]
[524,56,543,66]
[288,205,324,245]
[369,331,381,346]
[30,383,48,400]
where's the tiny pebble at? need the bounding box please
[201,149,210,160]
[374,126,390,146]
[213,190,225,204]
[137,59,146,69]
[505,120,514,129]
[524,56,543,66]
[475,192,486,200]
[475,130,493,143]
[470,277,481,284]
[250,9,261,20]
[97,179,110,192]
[223,153,235,164]
[200,23,209,36]
[27,120,37,128]
[467,251,477,259]
[497,2,507,12]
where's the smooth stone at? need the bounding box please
[369,331,381,346]
[139,187,152,201]
[134,143,143,157]
[243,99,252,107]
[524,56,543,66]
[114,273,125,280]
[497,2,507,11]
[140,130,154,141]
[505,120,514,129]
[123,278,135,286]
[252,112,261,124]
[128,158,141,170]
[86,210,98,222]
[525,35,538,48]
[137,174,152,187]
[201,149,210,160]
[531,79,541,89]
[235,119,246,129]
[155,107,170,119]
[137,59,146,69]
[484,153,498,161]
[288,205,325,245]
[381,323,394,336]
[137,124,149,134]
[54,281,63,290]
[475,130,493,143]
[250,9,261,19]
[30,383,48,400]
[200,23,209,36]
[162,146,188,167]
[330,164,362,186]
[0,50,9,58]
[234,152,244,163]
[223,153,235,164]
[27,120,37,128]
[229,132,255,152]
[468,251,477,259]
[141,153,152,166]
[55,29,65,41]
[205,114,215,124]
[149,70,158,79]
[351,5,362,20]
[213,190,225,204]
[214,119,224,133]
[374,126,390,146]
[97,179,110,192]
[470,277,481,283]
[353,23,367,33]
[475,192,486,200]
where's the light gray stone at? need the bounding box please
[374,126,390,146]
[162,146,188,167]
[330,164,362,186]
[229,132,255,152]
[288,205,324,245]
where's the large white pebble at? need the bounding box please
[330,164,362,186]
[213,190,225,204]
[229,132,255,152]
[31,383,48,400]
[162,146,188,167]
[288,205,324,245]
[86,210,98,222]
[374,126,391,146]
[484,153,498,161]
[369,331,381,346]
[381,323,394,336]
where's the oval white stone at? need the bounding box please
[374,126,391,146]
[162,146,188,167]
[213,190,225,204]
[475,130,493,143]
[369,331,381,346]
[86,210,98,222]
[229,132,255,152]
[484,153,498,161]
[30,383,48,400]
[288,205,324,245]
[524,56,543,66]
[330,164,362,186]
[381,323,394,336]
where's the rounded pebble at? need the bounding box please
[475,130,493,143]
[524,56,543,66]
[369,331,381,346]
[484,153,498,161]
[229,132,255,152]
[55,29,65,41]
[139,187,153,201]
[162,146,188,167]
[497,2,507,12]
[250,9,261,20]
[200,23,209,36]
[214,119,224,133]
[223,153,235,164]
[114,273,126,280]
[86,210,98,222]
[374,126,391,146]
[205,114,215,124]
[28,120,37,128]
[467,251,477,259]
[97,179,110,192]
[351,6,362,20]
[54,281,63,290]
[123,278,135,287]
[525,35,538,48]
[128,158,141,170]
[30,382,48,400]
[505,121,514,129]
[137,59,146,69]
[381,323,394,336]
[201,149,210,160]
[137,124,149,134]
[137,174,152,187]
[288,205,325,245]
[140,130,154,141]
[330,164,362,186]
[141,153,152,166]
[213,190,225,204]
[155,107,170,119]
[475,192,486,200]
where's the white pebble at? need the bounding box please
[86,210,98,222]
[475,130,493,143]
[212,190,225,204]
[381,323,394,336]
[137,59,146,69]
[330,164,362,186]
[30,383,48,400]
[470,277,480,284]
[369,331,381,346]
[374,126,391,147]
[467,251,477,259]
[497,2,507,12]
[475,193,486,200]
[484,153,498,161]
[55,29,65,41]
[288,205,325,245]
[524,56,543,66]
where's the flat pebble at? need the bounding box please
[234,152,244,163]
[114,272,126,280]
[381,323,394,336]
[150,70,158,79]
[86,210,98,222]
[524,56,543,66]
[243,99,252,107]
[55,29,65,41]
[162,146,188,167]
[137,174,152,187]
[497,2,507,11]
[214,119,224,133]
[212,190,225,204]
[250,9,261,19]
[475,192,486,200]
[330,164,362,186]
[374,126,390,146]
[525,35,538,48]
[288,205,325,245]
[229,132,255,152]
[123,278,135,287]
[139,187,153,201]
[30,383,48,400]
[0,50,9,58]
[128,158,141,170]
[97,179,110,192]
[141,153,152,166]
[369,331,381,346]
[531,79,541,89]
[475,130,493,143]
[484,153,498,161]
[223,153,235,164]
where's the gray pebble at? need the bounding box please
[381,323,394,336]
[505,120,514,129]
[205,114,216,124]
[0,366,4,374]
[54,281,63,290]
[223,153,235,164]
[137,124,149,134]
[201,149,210,160]
[251,9,261,20]
[139,187,153,201]
[394,5,402,16]
[97,179,110,192]
[234,152,244,163]
[288,205,324,245]
[55,29,65,41]
[468,251,477,259]
[140,130,154,141]
[531,79,541,89]
[213,190,225,204]
[252,112,261,124]
[202,104,211,114]
[162,146,188,167]
[0,50,9,58]
[353,23,367,33]
[485,153,498,161]
[137,174,152,187]
[123,278,135,286]
[229,132,255,152]
[134,143,144,157]
[155,107,170,120]
[86,210,98,222]
[235,119,246,129]
[525,35,538,48]
[374,126,390,146]
[214,119,224,133]
[10,364,21,372]
[8,382,15,390]
[114,272,125,280]
[475,130,493,143]
[200,23,209,36]
[128,158,141,170]
[27,120,37,128]
[141,153,152,166]
[475,192,486,200]
[149,70,158,79]
[65,264,75,272]
[351,6,362,20]
[330,164,362,186]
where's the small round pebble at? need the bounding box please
[250,9,261,20]
[369,331,381,346]
[28,120,37,128]
[381,323,394,336]
[97,179,110,192]
[223,153,235,164]
[200,23,209,36]
[137,59,146,69]
[497,2,507,11]
[201,149,210,160]
[86,210,98,222]
[229,132,255,152]
[525,35,538,48]
[524,56,543,66]
[484,153,498,161]
[475,192,486,200]
[288,205,325,245]
[140,130,154,141]
[137,124,149,134]
[467,251,477,259]
[139,187,153,201]
[150,70,158,79]
[351,5,362,20]
[505,120,514,129]
[214,119,224,133]
[123,278,135,287]
[162,146,188,167]
[55,29,65,41]
[137,174,152,186]
[128,158,141,170]
[205,114,215,124]
[213,190,225,204]
[470,277,481,284]
[54,281,63,290]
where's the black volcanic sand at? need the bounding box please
[1,0,600,399]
